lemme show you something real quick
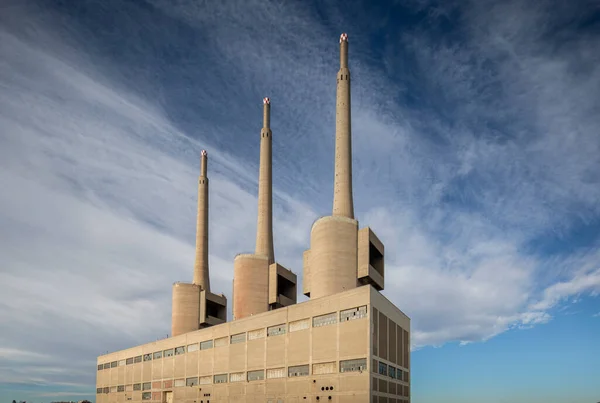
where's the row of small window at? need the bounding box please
[373,359,408,382]
[97,357,367,395]
[98,306,368,371]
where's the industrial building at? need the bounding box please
[96,33,410,403]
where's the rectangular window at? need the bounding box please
[200,340,213,350]
[187,343,199,352]
[389,366,396,379]
[372,359,378,373]
[126,357,134,365]
[266,367,285,379]
[142,382,151,391]
[118,359,126,366]
[163,380,173,389]
[125,385,133,392]
[247,369,265,381]
[186,377,198,386]
[103,363,111,369]
[174,379,185,387]
[313,361,336,375]
[97,364,103,371]
[175,346,185,355]
[110,387,117,393]
[230,372,245,382]
[133,384,141,391]
[340,358,367,373]
[340,305,368,322]
[396,368,402,380]
[215,336,228,347]
[103,387,109,394]
[117,385,124,392]
[248,328,265,340]
[199,376,212,385]
[134,355,142,363]
[378,362,387,376]
[289,318,310,332]
[214,374,227,384]
[231,332,246,344]
[96,388,102,393]
[267,324,286,337]
[143,353,152,361]
[110,361,117,368]
[313,312,337,327]
[142,392,151,400]
[163,349,174,357]
[288,364,309,377]
[153,351,162,360]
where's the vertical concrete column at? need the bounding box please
[193,150,210,291]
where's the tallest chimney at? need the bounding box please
[333,33,354,218]
[192,149,210,291]
[255,97,275,264]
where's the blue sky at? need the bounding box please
[0,0,599,402]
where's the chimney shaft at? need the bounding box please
[332,33,354,218]
[255,98,275,263]
[192,150,210,291]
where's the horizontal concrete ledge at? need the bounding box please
[172,281,200,287]
[233,253,269,261]
[310,215,358,233]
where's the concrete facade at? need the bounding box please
[97,286,410,403]
[97,33,410,402]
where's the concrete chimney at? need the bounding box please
[332,33,354,219]
[192,150,210,291]
[255,97,275,264]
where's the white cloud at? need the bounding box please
[0,0,599,396]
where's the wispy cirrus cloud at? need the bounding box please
[0,0,599,399]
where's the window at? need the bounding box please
[186,377,199,386]
[230,372,245,382]
[199,376,212,385]
[117,385,124,392]
[142,382,151,391]
[247,370,265,381]
[96,388,102,393]
[174,379,185,387]
[313,312,337,327]
[389,366,396,379]
[214,374,227,384]
[142,392,151,400]
[215,336,228,347]
[110,387,117,393]
[289,318,310,332]
[133,384,141,391]
[134,355,142,363]
[200,340,213,350]
[396,368,402,380]
[97,364,103,371]
[175,346,185,355]
[372,359,378,373]
[288,365,309,377]
[267,367,285,379]
[187,343,199,352]
[164,349,174,357]
[110,361,117,368]
[248,328,265,340]
[153,351,162,360]
[125,385,133,392]
[119,359,126,366]
[378,362,387,376]
[103,363,111,369]
[143,353,152,361]
[103,387,109,394]
[313,361,336,375]
[163,380,173,388]
[340,358,367,373]
[231,332,246,344]
[267,324,286,337]
[126,357,134,365]
[340,305,368,322]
